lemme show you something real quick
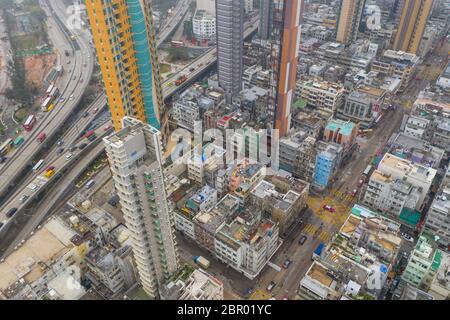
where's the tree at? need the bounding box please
[183,20,194,40]
[166,47,189,62]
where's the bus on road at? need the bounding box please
[23,114,36,131]
[41,87,60,112]
[33,159,45,172]
[363,165,373,177]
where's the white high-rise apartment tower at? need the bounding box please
[104,117,179,298]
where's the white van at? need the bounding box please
[85,179,95,189]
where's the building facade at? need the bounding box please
[335,0,366,45]
[269,0,303,137]
[393,0,433,54]
[104,117,179,298]
[85,0,168,140]
[216,0,244,103]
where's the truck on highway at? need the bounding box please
[175,75,187,86]
[193,256,210,269]
[313,243,325,260]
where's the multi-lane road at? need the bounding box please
[0,0,95,202]
[156,0,192,47]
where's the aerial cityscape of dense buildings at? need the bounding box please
[0,0,449,304]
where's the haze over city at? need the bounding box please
[0,0,449,304]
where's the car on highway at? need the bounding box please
[30,184,38,192]
[59,97,65,103]
[57,140,64,147]
[87,134,97,142]
[65,153,74,161]
[57,147,65,155]
[19,195,29,203]
[44,170,55,178]
[357,179,364,187]
[350,189,358,197]
[82,111,89,118]
[103,124,112,131]
[70,94,75,100]
[6,208,17,218]
[0,222,4,229]
[0,157,6,164]
[299,235,307,245]
[267,281,276,292]
[46,166,55,172]
[283,259,293,269]
[401,232,414,242]
[79,143,87,150]
[322,205,336,213]
[68,145,77,153]
[93,108,99,113]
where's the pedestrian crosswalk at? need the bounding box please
[303,224,332,242]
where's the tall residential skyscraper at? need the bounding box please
[216,0,244,103]
[335,0,366,45]
[269,0,303,137]
[85,0,169,140]
[393,0,433,54]
[104,117,179,298]
[259,0,273,41]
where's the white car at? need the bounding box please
[30,184,38,192]
[401,233,414,242]
[69,94,75,100]
[66,153,74,161]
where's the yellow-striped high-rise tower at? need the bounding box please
[85,0,169,140]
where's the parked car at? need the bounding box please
[350,189,358,197]
[79,143,88,150]
[401,232,414,242]
[283,259,293,269]
[267,281,276,292]
[299,235,307,245]
[103,124,112,131]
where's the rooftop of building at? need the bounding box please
[301,79,343,92]
[194,194,240,232]
[0,216,76,296]
[381,50,419,64]
[431,187,450,213]
[348,86,385,101]
[390,132,444,169]
[216,216,275,251]
[325,118,357,137]
[379,153,437,184]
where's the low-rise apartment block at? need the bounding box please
[298,204,402,300]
